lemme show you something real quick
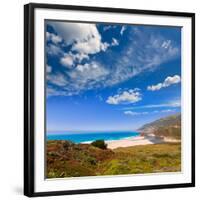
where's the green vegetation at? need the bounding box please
[154,126,181,139]
[46,140,181,178]
[100,143,181,175]
[138,114,181,139]
[91,140,107,149]
[47,115,182,178]
[139,114,181,130]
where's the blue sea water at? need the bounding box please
[47,131,139,143]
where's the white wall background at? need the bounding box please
[0,0,199,199]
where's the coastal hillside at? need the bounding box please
[47,140,181,178]
[138,114,181,139]
[46,115,182,178]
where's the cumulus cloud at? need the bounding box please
[46,44,63,56]
[71,62,108,80]
[162,75,181,87]
[71,37,118,55]
[46,23,180,97]
[47,60,109,96]
[60,53,74,67]
[48,22,97,44]
[47,21,119,73]
[60,52,89,68]
[47,62,109,96]
[71,36,108,55]
[46,32,62,44]
[106,89,142,105]
[75,53,89,62]
[147,75,181,91]
[48,21,109,56]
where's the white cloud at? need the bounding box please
[46,32,62,44]
[124,111,138,116]
[147,83,163,91]
[48,22,97,44]
[103,25,117,31]
[124,111,148,116]
[48,22,109,56]
[47,86,69,97]
[124,109,176,116]
[169,99,181,107]
[72,62,108,79]
[60,53,74,67]
[47,73,68,87]
[103,25,112,31]
[122,99,181,111]
[120,26,126,35]
[47,60,109,96]
[104,29,180,87]
[147,75,181,91]
[100,42,110,51]
[162,75,181,87]
[75,53,89,62]
[106,89,142,105]
[72,36,108,55]
[161,109,176,113]
[46,44,62,56]
[111,38,119,46]
[60,51,89,68]
[54,62,109,95]
[46,65,52,73]
[46,25,181,97]
[161,40,171,49]
[46,32,51,40]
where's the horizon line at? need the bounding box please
[46,129,139,133]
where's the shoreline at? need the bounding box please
[48,134,181,149]
[106,135,180,149]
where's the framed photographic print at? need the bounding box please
[24,3,195,197]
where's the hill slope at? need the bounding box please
[138,114,181,139]
[47,140,181,178]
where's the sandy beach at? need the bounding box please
[106,135,180,149]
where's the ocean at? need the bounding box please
[47,131,140,143]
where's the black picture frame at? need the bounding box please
[24,3,195,197]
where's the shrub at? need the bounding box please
[91,140,107,149]
[86,157,97,165]
[62,140,74,150]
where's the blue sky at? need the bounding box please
[45,21,181,131]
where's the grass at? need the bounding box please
[100,143,181,175]
[46,140,181,178]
